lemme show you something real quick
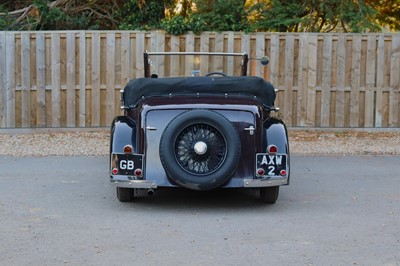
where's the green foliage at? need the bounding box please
[367,0,400,31]
[119,0,174,30]
[0,5,15,30]
[339,0,380,32]
[32,0,93,30]
[252,0,304,32]
[33,0,66,30]
[254,0,381,32]
[1,0,397,33]
[191,0,250,32]
[160,0,250,35]
[161,16,190,35]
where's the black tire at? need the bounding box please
[116,187,135,202]
[159,110,241,191]
[259,186,279,204]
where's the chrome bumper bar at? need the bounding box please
[111,177,287,189]
[243,177,288,188]
[112,180,157,189]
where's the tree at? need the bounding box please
[253,0,382,33]
[160,0,252,34]
[366,0,400,31]
[0,0,124,30]
[1,0,398,33]
[119,0,175,30]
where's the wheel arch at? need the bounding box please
[263,117,290,184]
[110,116,137,155]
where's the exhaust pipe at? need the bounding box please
[147,189,154,196]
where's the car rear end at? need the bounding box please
[110,76,289,203]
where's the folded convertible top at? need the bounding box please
[122,76,276,108]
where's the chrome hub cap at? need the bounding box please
[194,141,207,155]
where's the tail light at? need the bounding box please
[134,168,143,177]
[123,145,133,154]
[256,168,265,177]
[267,145,278,154]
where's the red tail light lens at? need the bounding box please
[280,169,287,176]
[257,168,265,176]
[134,168,143,177]
[112,168,118,175]
[267,145,278,154]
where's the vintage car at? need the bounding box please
[109,52,290,203]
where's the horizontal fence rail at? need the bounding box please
[0,31,399,128]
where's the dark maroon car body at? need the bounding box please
[109,52,290,203]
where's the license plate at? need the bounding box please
[256,153,287,177]
[111,153,143,176]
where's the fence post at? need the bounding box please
[0,32,5,128]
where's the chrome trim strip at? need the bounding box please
[112,180,158,189]
[146,126,157,131]
[243,177,288,188]
[147,52,247,56]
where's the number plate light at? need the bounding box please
[123,145,133,154]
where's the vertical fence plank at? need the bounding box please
[241,33,250,76]
[213,33,224,73]
[184,33,195,77]
[79,31,86,127]
[365,35,377,127]
[284,35,294,126]
[51,32,61,127]
[321,35,332,127]
[135,32,145,78]
[375,35,385,127]
[200,32,210,75]
[298,34,308,126]
[335,35,346,127]
[106,32,116,125]
[227,32,235,76]
[151,31,165,77]
[389,35,400,127]
[307,34,318,127]
[0,32,6,127]
[350,35,361,127]
[269,34,279,86]
[121,31,130,86]
[256,33,266,78]
[6,32,16,128]
[36,33,46,127]
[91,32,101,126]
[170,35,180,76]
[21,32,31,127]
[66,32,76,127]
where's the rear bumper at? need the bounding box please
[110,175,288,189]
[111,179,157,189]
[243,176,288,187]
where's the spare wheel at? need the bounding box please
[159,110,241,190]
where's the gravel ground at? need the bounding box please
[0,129,400,156]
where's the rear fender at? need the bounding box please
[263,118,289,154]
[110,116,137,155]
[263,117,290,184]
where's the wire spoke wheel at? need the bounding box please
[175,123,226,175]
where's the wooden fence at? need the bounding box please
[0,31,399,128]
